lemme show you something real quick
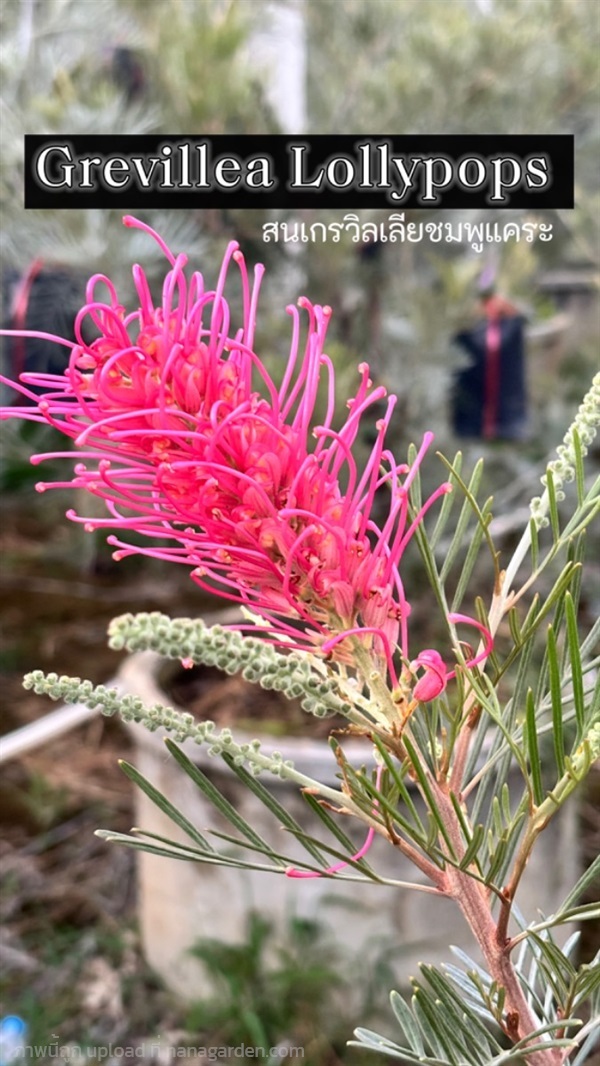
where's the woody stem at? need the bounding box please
[435,784,564,1066]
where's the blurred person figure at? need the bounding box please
[451,267,528,441]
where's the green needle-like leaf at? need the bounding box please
[339,757,433,857]
[420,965,498,1062]
[510,903,600,946]
[525,690,544,806]
[565,592,586,741]
[559,855,600,912]
[439,459,485,583]
[118,759,215,851]
[459,824,486,874]
[300,791,367,857]
[529,516,540,571]
[220,752,327,867]
[412,987,459,1062]
[572,428,586,507]
[96,830,285,873]
[508,605,522,647]
[547,626,565,776]
[402,735,457,859]
[546,467,561,542]
[372,736,428,834]
[164,739,279,854]
[451,503,492,612]
[351,1027,446,1064]
[202,826,318,871]
[430,451,463,550]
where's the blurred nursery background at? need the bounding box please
[0,0,599,1062]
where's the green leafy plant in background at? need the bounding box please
[185,912,388,1061]
[1,220,598,1065]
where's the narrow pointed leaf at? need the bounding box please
[220,752,327,867]
[389,990,426,1055]
[492,796,504,838]
[421,965,500,1059]
[164,739,277,853]
[450,791,484,875]
[546,468,561,542]
[338,758,432,854]
[351,1028,444,1064]
[510,902,600,945]
[559,855,600,912]
[451,504,492,612]
[439,459,485,583]
[501,783,512,824]
[372,735,427,834]
[547,626,565,775]
[301,791,370,856]
[430,451,463,549]
[459,824,486,872]
[571,428,586,506]
[484,834,509,886]
[402,735,457,858]
[580,615,600,660]
[96,829,211,861]
[565,592,586,740]
[128,827,223,858]
[525,690,544,806]
[499,564,577,679]
[508,606,523,647]
[274,828,381,878]
[118,759,214,851]
[97,831,285,873]
[507,1021,582,1051]
[529,516,539,571]
[572,960,600,1005]
[199,825,286,862]
[412,989,456,1061]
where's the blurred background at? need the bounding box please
[0,1,598,1062]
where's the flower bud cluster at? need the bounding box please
[583,720,600,763]
[23,670,296,780]
[531,371,600,528]
[108,612,356,720]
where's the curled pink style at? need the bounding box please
[411,614,494,701]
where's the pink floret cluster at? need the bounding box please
[0,217,490,692]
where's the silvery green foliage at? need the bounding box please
[352,936,599,1065]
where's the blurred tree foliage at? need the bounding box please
[0,0,275,278]
[298,0,600,454]
[122,0,277,133]
[1,0,598,475]
[307,0,598,142]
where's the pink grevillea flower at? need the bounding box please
[411,614,494,701]
[0,217,460,683]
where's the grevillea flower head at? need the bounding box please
[0,217,486,690]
